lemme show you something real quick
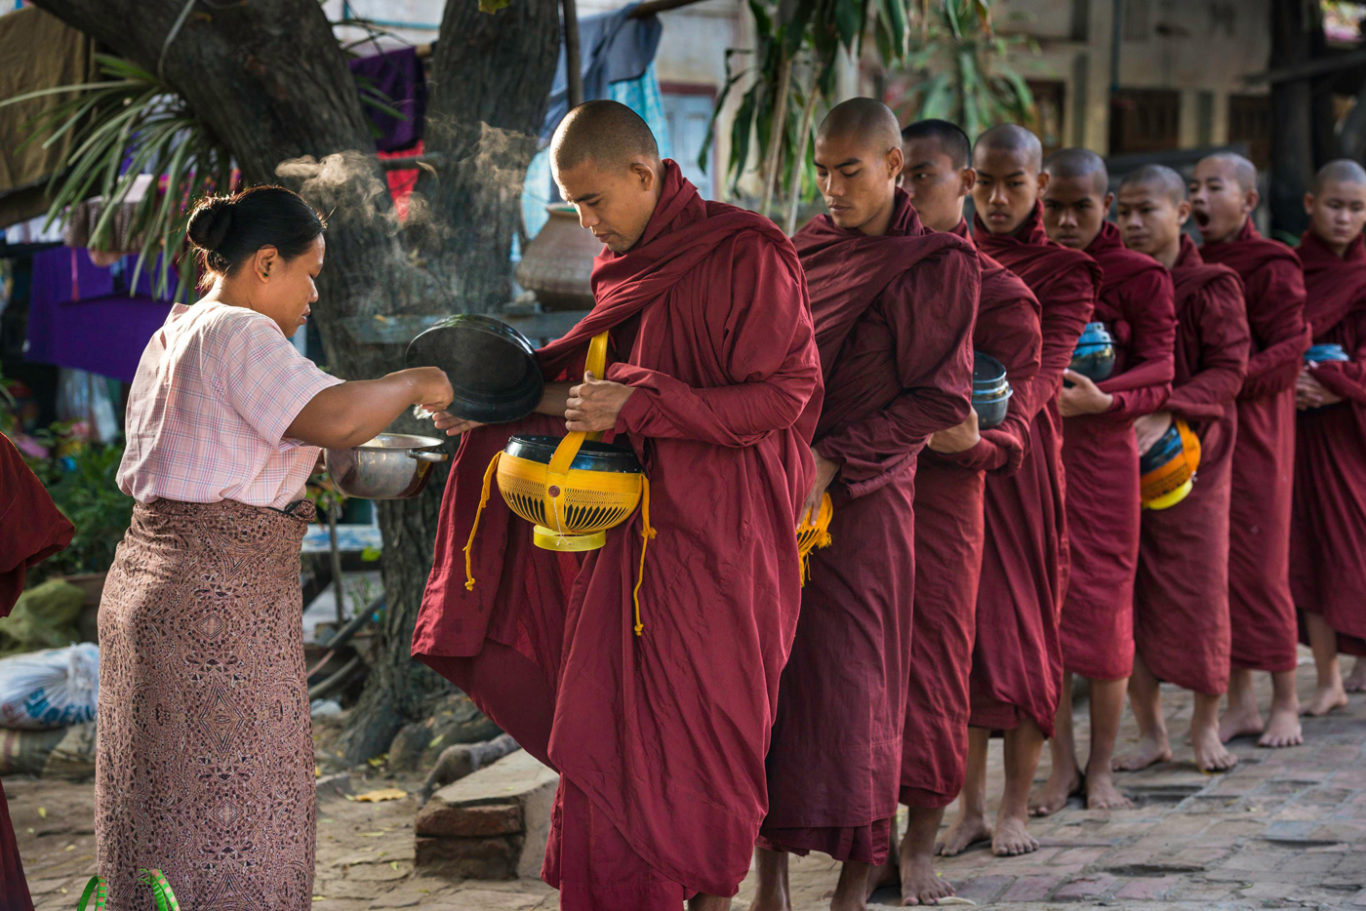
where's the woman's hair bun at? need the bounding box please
[186,197,235,253]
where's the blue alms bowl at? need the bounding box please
[1305,343,1350,364]
[1070,321,1116,382]
[971,351,1012,429]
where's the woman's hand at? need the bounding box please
[565,372,635,433]
[1059,369,1114,417]
[1133,411,1172,455]
[800,449,840,525]
[928,409,981,454]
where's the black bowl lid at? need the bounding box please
[972,351,1007,386]
[505,434,643,473]
[1139,423,1185,473]
[405,314,545,423]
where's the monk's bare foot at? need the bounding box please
[1258,704,1304,748]
[991,814,1038,856]
[935,813,991,857]
[899,852,954,905]
[831,861,872,911]
[1028,767,1081,817]
[688,895,731,911]
[1344,659,1366,693]
[1191,723,1238,772]
[866,855,898,900]
[1302,682,1349,717]
[1112,733,1172,772]
[1218,705,1264,743]
[1084,769,1132,809]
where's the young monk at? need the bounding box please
[413,101,823,911]
[942,124,1097,858]
[1190,152,1309,742]
[753,99,976,911]
[870,118,1041,905]
[1037,149,1175,811]
[1115,165,1250,773]
[1291,159,1366,711]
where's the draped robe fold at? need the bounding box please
[899,220,1041,808]
[759,191,976,865]
[968,203,1099,735]
[1134,236,1249,694]
[1059,222,1176,682]
[1291,230,1366,655]
[1200,219,1309,674]
[413,162,823,906]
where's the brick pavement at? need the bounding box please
[7,654,1366,909]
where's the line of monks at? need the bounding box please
[410,97,1366,911]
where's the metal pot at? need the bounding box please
[324,433,449,500]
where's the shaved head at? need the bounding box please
[1199,152,1258,193]
[1044,148,1109,196]
[901,119,971,170]
[974,124,1042,172]
[550,100,660,174]
[817,98,902,152]
[1312,158,1366,194]
[1119,164,1187,205]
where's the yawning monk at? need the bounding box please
[1040,149,1176,811]
[754,99,976,911]
[948,124,1097,857]
[1292,159,1366,712]
[1115,164,1249,773]
[1191,152,1309,747]
[872,118,1040,905]
[414,101,823,910]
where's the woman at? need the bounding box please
[97,185,452,910]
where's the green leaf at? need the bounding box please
[478,0,512,12]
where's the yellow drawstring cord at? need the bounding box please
[799,529,832,586]
[631,476,655,637]
[464,451,502,591]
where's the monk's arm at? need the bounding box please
[1240,259,1311,400]
[607,236,822,447]
[815,253,977,483]
[1166,278,1250,422]
[1094,269,1176,420]
[942,289,1043,475]
[1018,266,1097,416]
[1309,307,1366,404]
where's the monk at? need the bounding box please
[752,99,976,911]
[412,101,824,910]
[941,124,1097,858]
[868,118,1040,905]
[1037,149,1175,810]
[1191,152,1309,744]
[2,431,75,911]
[1292,159,1366,712]
[1114,165,1249,773]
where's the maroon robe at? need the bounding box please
[413,162,823,906]
[1200,219,1310,673]
[1059,222,1176,681]
[1,432,73,911]
[1291,230,1366,655]
[899,221,1042,808]
[969,202,1099,734]
[759,191,976,864]
[1134,236,1249,695]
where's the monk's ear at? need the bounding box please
[1177,199,1192,226]
[887,146,904,179]
[1036,171,1051,194]
[960,168,977,195]
[1103,191,1115,214]
[1243,187,1260,215]
[1304,192,1316,216]
[632,160,656,193]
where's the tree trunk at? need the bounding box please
[29,0,562,762]
[1268,0,1322,237]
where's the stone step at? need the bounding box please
[414,747,558,880]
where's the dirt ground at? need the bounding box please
[8,651,1366,910]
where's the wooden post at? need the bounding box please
[563,0,584,108]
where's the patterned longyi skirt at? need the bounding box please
[95,498,316,910]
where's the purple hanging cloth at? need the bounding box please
[349,47,427,152]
